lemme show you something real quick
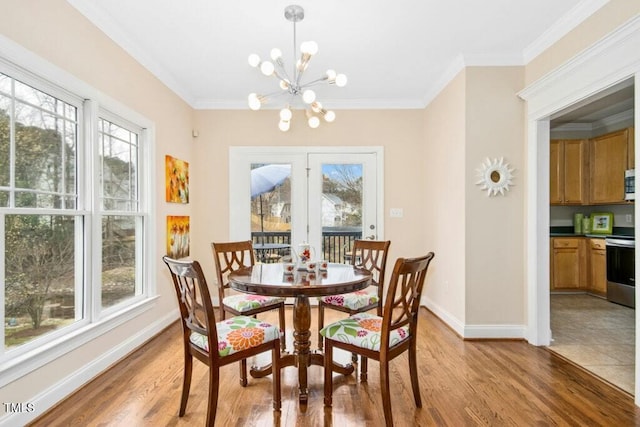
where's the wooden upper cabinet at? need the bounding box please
[550,139,588,205]
[629,127,635,170]
[550,140,562,204]
[589,128,630,204]
[564,140,588,203]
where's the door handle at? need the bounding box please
[366,234,376,240]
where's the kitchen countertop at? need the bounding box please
[550,226,634,238]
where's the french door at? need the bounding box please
[229,147,383,263]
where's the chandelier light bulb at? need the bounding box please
[302,89,316,104]
[308,115,320,128]
[260,61,275,76]
[248,93,262,110]
[248,54,261,68]
[270,48,283,61]
[247,5,344,130]
[324,110,336,122]
[280,107,292,121]
[278,120,290,132]
[300,41,318,55]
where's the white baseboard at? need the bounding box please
[0,310,179,427]
[422,298,526,340]
[422,297,465,337]
[463,324,526,339]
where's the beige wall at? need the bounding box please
[421,67,526,328]
[526,0,640,85]
[465,67,525,324]
[0,0,193,405]
[422,71,467,323]
[191,109,429,286]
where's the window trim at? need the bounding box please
[0,34,157,388]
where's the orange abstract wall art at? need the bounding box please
[165,155,189,203]
[167,216,190,258]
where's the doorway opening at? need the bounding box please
[547,79,635,394]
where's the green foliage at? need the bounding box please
[1,107,76,329]
[5,215,75,328]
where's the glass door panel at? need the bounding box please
[308,153,378,263]
[250,163,292,262]
[230,148,381,265]
[229,151,307,259]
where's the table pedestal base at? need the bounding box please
[249,295,355,403]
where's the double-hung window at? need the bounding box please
[0,60,152,377]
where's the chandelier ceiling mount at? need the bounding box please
[248,4,347,131]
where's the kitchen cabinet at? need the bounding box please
[629,127,635,170]
[589,128,632,204]
[550,139,588,205]
[550,237,586,290]
[588,238,607,295]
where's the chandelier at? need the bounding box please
[247,5,347,132]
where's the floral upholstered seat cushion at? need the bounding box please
[320,290,378,310]
[319,313,409,351]
[189,315,280,357]
[223,294,285,313]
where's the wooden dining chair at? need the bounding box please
[212,240,286,351]
[317,239,391,356]
[321,252,435,427]
[162,256,282,427]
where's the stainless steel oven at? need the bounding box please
[606,237,635,308]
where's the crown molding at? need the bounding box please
[522,0,610,63]
[550,122,593,132]
[420,55,466,108]
[593,108,635,130]
[66,0,197,107]
[192,97,425,110]
[519,14,640,119]
[551,108,635,132]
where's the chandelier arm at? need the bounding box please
[271,56,293,83]
[272,69,289,85]
[295,57,308,87]
[263,89,292,98]
[274,64,292,85]
[248,5,344,131]
[299,76,330,87]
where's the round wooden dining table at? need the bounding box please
[228,262,371,404]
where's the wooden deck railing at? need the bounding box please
[251,228,362,263]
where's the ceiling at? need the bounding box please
[551,79,635,127]
[67,0,609,111]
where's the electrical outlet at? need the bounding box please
[390,208,403,218]
[626,214,633,223]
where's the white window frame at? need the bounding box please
[0,35,157,387]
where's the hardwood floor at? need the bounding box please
[30,307,640,426]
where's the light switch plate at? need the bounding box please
[390,208,403,218]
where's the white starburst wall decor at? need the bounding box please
[476,157,515,197]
